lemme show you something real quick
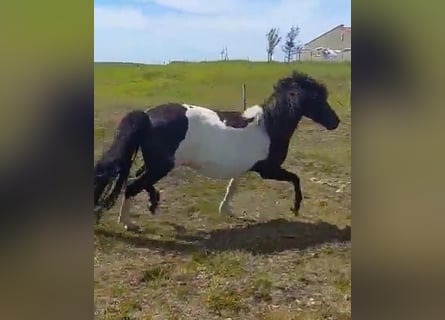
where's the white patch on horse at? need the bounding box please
[242,105,264,125]
[175,104,270,179]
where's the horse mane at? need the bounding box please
[260,71,328,139]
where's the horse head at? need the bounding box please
[273,71,340,130]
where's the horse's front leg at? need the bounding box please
[255,166,302,215]
[218,178,239,216]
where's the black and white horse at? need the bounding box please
[94,71,340,231]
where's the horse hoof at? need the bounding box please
[291,207,300,216]
[149,205,158,215]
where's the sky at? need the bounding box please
[94,0,351,64]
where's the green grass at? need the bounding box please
[94,61,351,319]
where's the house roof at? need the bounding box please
[304,24,351,47]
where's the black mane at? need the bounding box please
[261,71,328,140]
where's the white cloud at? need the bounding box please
[95,0,322,33]
[139,0,240,14]
[94,0,350,62]
[94,6,148,30]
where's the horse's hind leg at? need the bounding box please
[133,165,159,213]
[138,133,162,214]
[219,178,239,216]
[143,158,174,213]
[145,184,160,214]
[119,158,174,231]
[118,174,148,231]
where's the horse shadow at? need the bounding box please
[95,218,350,255]
[184,218,350,254]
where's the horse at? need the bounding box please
[94,71,340,231]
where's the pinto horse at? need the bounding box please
[94,71,340,231]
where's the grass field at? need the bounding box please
[94,61,351,320]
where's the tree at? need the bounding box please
[266,28,281,62]
[282,25,301,63]
[220,46,228,61]
[296,45,303,62]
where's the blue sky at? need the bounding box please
[94,0,351,63]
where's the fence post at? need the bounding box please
[242,83,246,111]
[348,80,351,108]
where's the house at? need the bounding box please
[300,24,351,62]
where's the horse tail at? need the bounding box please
[94,110,152,218]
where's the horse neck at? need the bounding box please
[261,99,303,142]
